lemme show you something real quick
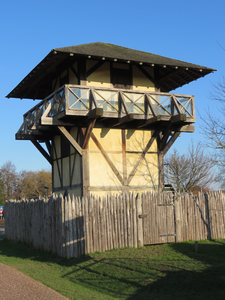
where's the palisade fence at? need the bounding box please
[4,191,225,258]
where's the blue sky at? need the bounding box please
[0,0,224,173]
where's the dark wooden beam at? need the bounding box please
[119,92,129,115]
[135,64,155,83]
[31,139,53,165]
[82,119,96,149]
[158,130,171,151]
[90,89,98,109]
[127,131,158,185]
[45,140,52,155]
[145,94,157,117]
[57,126,83,156]
[163,131,181,155]
[69,64,79,79]
[86,61,105,78]
[52,139,63,188]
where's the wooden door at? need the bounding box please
[142,193,176,245]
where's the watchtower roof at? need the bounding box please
[7,42,216,100]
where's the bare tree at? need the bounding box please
[164,142,215,193]
[200,77,225,187]
[0,161,19,202]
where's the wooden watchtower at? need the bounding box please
[7,43,215,197]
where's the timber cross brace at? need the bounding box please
[25,120,189,196]
[7,42,214,196]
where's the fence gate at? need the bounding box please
[142,193,176,245]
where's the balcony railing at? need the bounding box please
[17,84,195,137]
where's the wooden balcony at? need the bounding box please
[16,84,195,140]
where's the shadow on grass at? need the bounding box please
[127,240,225,300]
[1,238,225,299]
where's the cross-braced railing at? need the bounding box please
[17,84,195,137]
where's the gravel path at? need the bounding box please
[0,227,68,300]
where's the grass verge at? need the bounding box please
[1,238,225,299]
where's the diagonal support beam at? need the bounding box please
[145,94,157,117]
[158,129,171,151]
[163,131,181,155]
[82,119,96,149]
[91,132,124,185]
[57,126,83,156]
[127,131,158,185]
[45,140,52,155]
[31,140,53,165]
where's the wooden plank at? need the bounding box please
[142,193,148,245]
[71,195,78,257]
[84,196,89,254]
[116,195,121,249]
[174,195,182,242]
[124,193,128,247]
[80,197,85,255]
[137,193,143,247]
[111,195,116,249]
[93,196,97,252]
[65,196,70,259]
[130,193,134,248]
[99,197,105,253]
[76,196,81,256]
[120,194,124,249]
[113,195,118,249]
[133,193,137,248]
[127,194,131,247]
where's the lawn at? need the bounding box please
[0,236,225,300]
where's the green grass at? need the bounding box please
[1,237,225,300]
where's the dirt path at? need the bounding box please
[0,263,68,300]
[0,227,68,299]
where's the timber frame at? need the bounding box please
[16,84,195,195]
[7,42,215,197]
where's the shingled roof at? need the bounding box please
[7,42,216,100]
